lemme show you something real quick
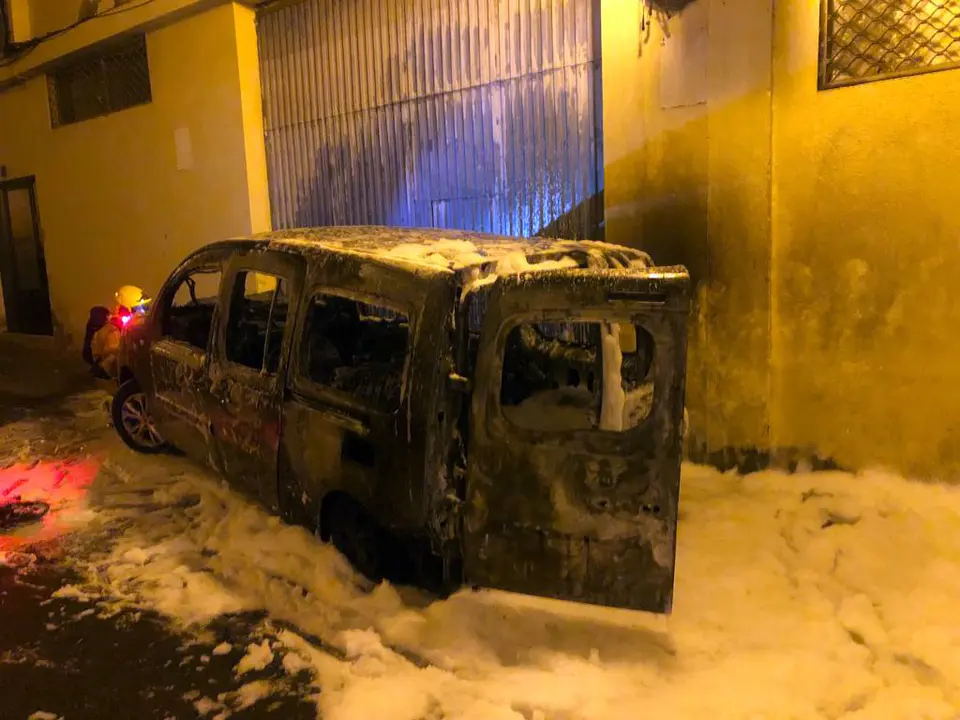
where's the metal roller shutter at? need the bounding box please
[257,0,602,239]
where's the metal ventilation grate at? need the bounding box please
[47,34,152,127]
[819,0,960,89]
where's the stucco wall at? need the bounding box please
[29,0,80,38]
[772,2,960,478]
[0,3,269,344]
[603,0,960,479]
[601,0,774,456]
[27,0,180,39]
[8,0,33,42]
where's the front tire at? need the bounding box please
[112,379,168,454]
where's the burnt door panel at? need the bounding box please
[462,268,690,614]
[279,393,378,524]
[150,340,215,462]
[281,289,416,527]
[148,261,225,466]
[209,368,283,504]
[208,253,303,510]
[0,177,54,336]
[279,254,445,535]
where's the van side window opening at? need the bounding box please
[225,271,288,373]
[162,268,222,350]
[500,320,655,432]
[302,293,410,411]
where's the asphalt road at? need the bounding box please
[1,560,316,719]
[0,339,316,720]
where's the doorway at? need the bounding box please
[0,176,54,336]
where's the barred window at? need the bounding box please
[47,35,151,127]
[820,0,960,89]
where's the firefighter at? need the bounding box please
[83,285,151,380]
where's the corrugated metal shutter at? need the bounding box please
[257,0,602,239]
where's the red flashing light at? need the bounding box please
[120,313,132,326]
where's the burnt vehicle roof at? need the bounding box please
[218,226,656,283]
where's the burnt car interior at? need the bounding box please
[500,321,656,432]
[163,268,223,350]
[302,293,410,411]
[225,271,289,373]
[462,286,656,432]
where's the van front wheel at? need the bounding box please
[112,380,168,454]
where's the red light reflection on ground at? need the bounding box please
[0,458,101,556]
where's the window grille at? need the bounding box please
[820,0,960,89]
[47,34,151,127]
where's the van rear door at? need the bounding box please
[462,266,689,613]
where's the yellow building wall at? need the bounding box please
[8,0,33,42]
[29,0,80,38]
[0,3,268,345]
[771,2,960,479]
[25,0,220,41]
[601,0,775,456]
[603,0,960,479]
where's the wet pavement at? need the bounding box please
[1,563,315,719]
[0,336,315,720]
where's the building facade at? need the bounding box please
[1,0,958,479]
[602,0,960,479]
[0,0,269,346]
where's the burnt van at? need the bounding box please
[113,227,689,614]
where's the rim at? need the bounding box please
[120,392,164,449]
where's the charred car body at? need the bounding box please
[113,227,690,614]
